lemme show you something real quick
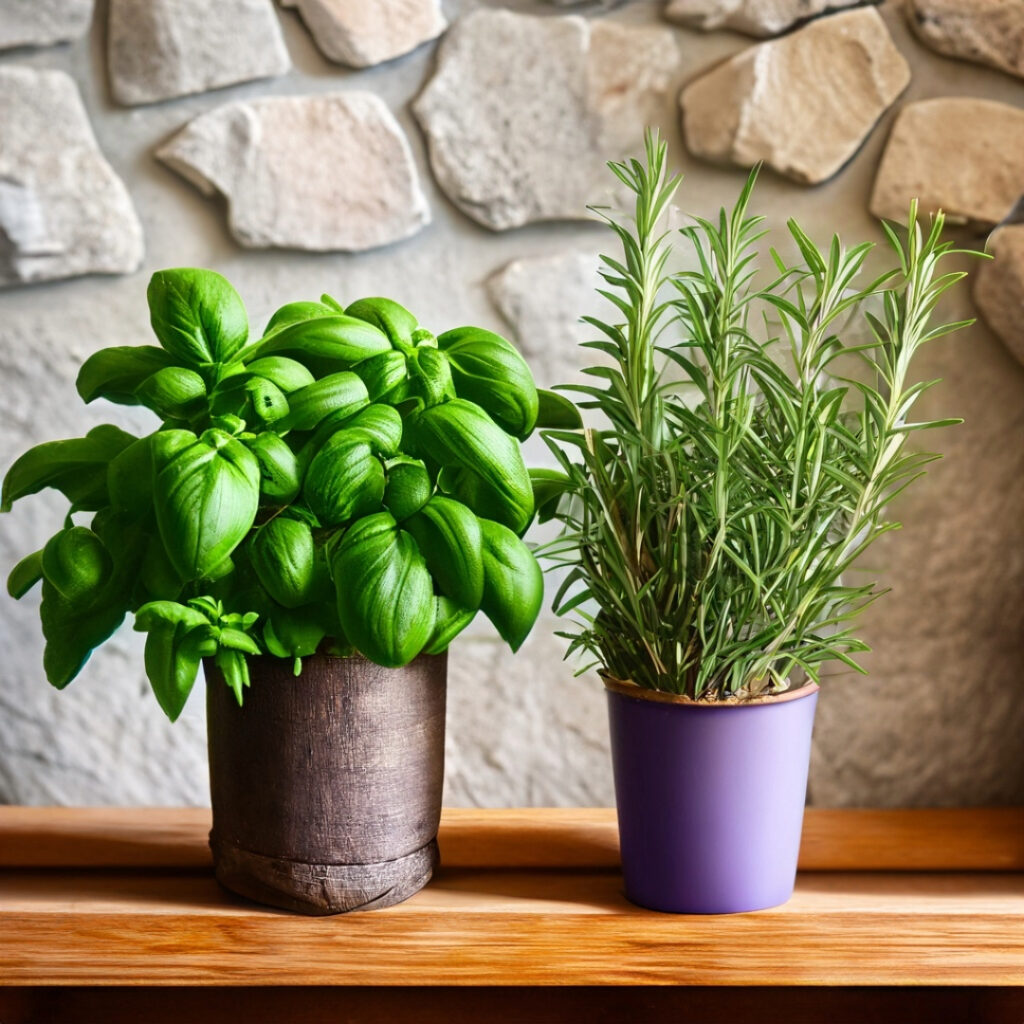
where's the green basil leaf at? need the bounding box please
[2,424,136,512]
[250,517,318,609]
[154,429,260,580]
[76,346,178,405]
[264,300,336,336]
[263,604,329,662]
[345,297,419,347]
[332,511,435,667]
[383,456,432,521]
[478,518,543,651]
[217,627,262,655]
[438,327,539,438]
[243,432,301,504]
[410,399,533,534]
[342,404,403,456]
[535,388,583,429]
[215,647,251,706]
[135,366,208,420]
[7,549,43,599]
[243,376,289,425]
[140,536,184,601]
[530,467,573,524]
[246,356,316,394]
[303,434,385,527]
[405,496,484,609]
[41,527,112,605]
[245,314,391,372]
[278,372,369,432]
[134,601,220,721]
[108,435,156,517]
[423,596,476,655]
[147,268,249,366]
[41,580,127,689]
[407,346,456,407]
[352,350,408,402]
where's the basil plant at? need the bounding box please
[3,269,576,721]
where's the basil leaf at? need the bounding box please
[135,366,208,420]
[423,596,476,655]
[76,346,178,405]
[243,432,301,504]
[2,424,136,512]
[352,350,408,402]
[479,517,543,652]
[245,314,391,372]
[410,399,533,534]
[246,356,316,394]
[535,388,583,429]
[147,268,249,366]
[250,517,319,609]
[135,601,215,721]
[278,372,369,432]
[384,456,432,521]
[41,527,112,605]
[7,549,43,599]
[530,467,573,524]
[303,434,385,527]
[345,297,418,347]
[154,429,260,580]
[40,580,126,689]
[405,496,484,609]
[332,511,435,667]
[438,327,539,438]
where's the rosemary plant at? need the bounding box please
[542,132,976,700]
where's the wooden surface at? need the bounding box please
[2,805,1022,871]
[1,807,1023,988]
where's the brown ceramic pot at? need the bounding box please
[205,651,447,915]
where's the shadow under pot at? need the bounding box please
[205,652,447,915]
[605,677,819,915]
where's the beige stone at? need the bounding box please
[907,0,1024,80]
[666,0,868,37]
[0,66,143,286]
[680,8,910,185]
[157,92,429,252]
[870,98,1024,227]
[281,0,445,67]
[0,0,93,49]
[974,222,1024,365]
[487,251,605,389]
[108,0,289,106]
[414,9,678,230]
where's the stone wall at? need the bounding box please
[1,0,1022,807]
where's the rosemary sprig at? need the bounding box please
[542,131,976,700]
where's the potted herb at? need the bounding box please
[540,134,975,914]
[3,270,549,914]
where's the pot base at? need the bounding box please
[210,833,439,916]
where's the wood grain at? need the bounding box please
[1,808,1024,987]
[1,867,1023,986]
[1,806,1022,871]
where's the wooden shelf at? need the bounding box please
[1,807,1023,988]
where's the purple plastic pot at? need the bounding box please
[606,678,819,914]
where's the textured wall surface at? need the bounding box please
[1,0,1022,807]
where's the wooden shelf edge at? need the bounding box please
[0,806,1022,872]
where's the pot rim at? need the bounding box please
[602,674,820,707]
